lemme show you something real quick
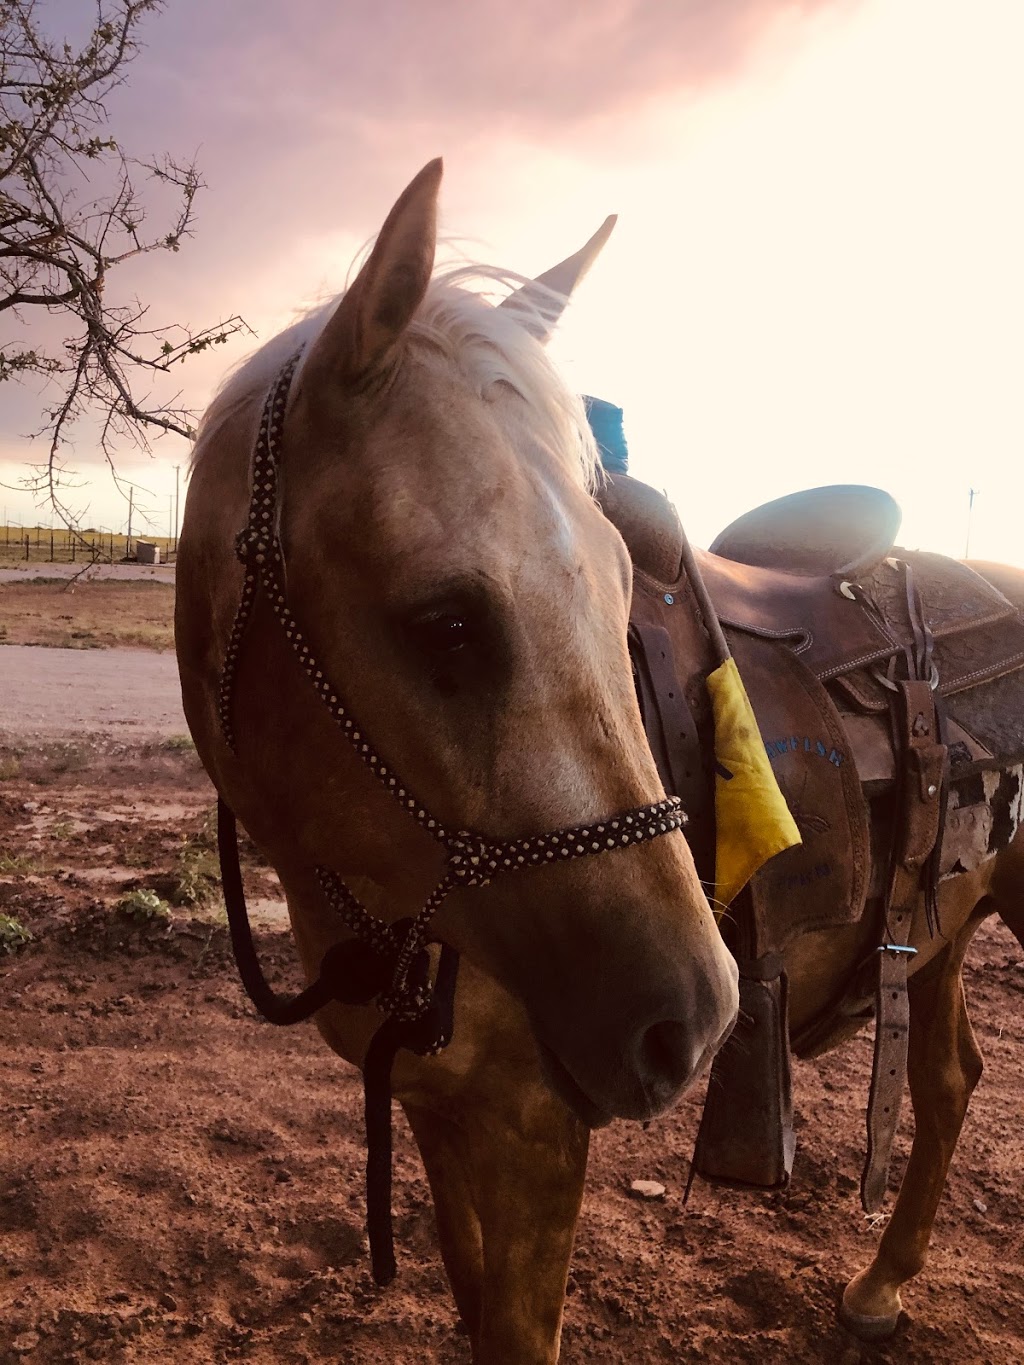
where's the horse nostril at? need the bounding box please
[638,1018,695,1102]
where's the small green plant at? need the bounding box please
[116,888,170,921]
[0,755,21,781]
[50,818,74,841]
[172,841,218,907]
[0,914,32,953]
[0,850,34,873]
[163,734,196,752]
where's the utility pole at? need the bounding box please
[127,485,134,548]
[173,464,180,555]
[965,487,980,558]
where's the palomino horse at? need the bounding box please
[178,156,1023,1360]
[175,159,737,1362]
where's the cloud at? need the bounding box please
[101,0,855,307]
[167,0,848,132]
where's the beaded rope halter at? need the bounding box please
[216,351,688,1282]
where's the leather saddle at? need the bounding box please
[601,474,1024,1200]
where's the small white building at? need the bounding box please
[135,540,161,565]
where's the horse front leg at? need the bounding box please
[840,911,986,1339]
[404,1096,589,1364]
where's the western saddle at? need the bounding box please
[600,476,1024,1207]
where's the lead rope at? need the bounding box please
[216,352,689,1283]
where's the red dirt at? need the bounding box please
[2,749,1024,1363]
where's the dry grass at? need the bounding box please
[0,579,175,650]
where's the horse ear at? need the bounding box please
[303,158,443,389]
[500,215,617,344]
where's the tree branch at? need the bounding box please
[2,0,250,523]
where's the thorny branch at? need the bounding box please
[1,0,251,532]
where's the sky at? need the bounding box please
[2,0,1022,565]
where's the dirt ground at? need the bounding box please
[2,586,1023,1363]
[0,580,175,651]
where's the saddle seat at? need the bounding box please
[709,484,902,579]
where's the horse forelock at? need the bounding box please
[193,264,601,495]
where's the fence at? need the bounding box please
[0,526,176,566]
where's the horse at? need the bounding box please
[177,155,1024,1360]
[175,158,739,1363]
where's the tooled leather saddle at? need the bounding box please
[599,475,1024,1208]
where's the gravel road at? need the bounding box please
[0,644,186,740]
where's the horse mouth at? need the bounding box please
[536,1042,614,1130]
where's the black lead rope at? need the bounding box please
[217,797,458,1284]
[364,943,460,1285]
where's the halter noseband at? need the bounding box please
[216,351,687,1281]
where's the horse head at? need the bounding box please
[178,159,738,1126]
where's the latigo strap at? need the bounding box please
[861,620,948,1211]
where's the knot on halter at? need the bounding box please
[375,919,451,1052]
[317,919,442,1041]
[446,832,495,886]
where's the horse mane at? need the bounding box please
[194,264,601,493]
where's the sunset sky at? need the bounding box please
[3,0,1022,565]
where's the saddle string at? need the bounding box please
[216,352,689,1283]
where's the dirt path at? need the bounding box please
[0,646,185,740]
[0,565,175,584]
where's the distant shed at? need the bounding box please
[136,541,161,565]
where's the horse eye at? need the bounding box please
[408,612,473,656]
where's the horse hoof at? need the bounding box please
[839,1299,900,1342]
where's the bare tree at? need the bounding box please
[1,0,248,527]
